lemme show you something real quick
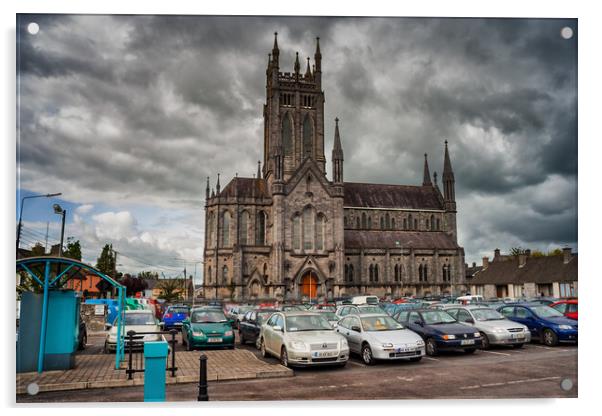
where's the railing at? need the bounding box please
[124,329,178,380]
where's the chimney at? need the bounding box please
[518,253,527,267]
[494,248,501,261]
[472,262,476,268]
[525,249,531,257]
[482,257,489,269]
[563,247,572,264]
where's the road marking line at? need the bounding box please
[461,376,561,390]
[459,385,480,390]
[481,350,511,356]
[531,345,553,350]
[481,382,506,387]
[424,357,439,361]
[347,360,367,368]
[397,376,415,381]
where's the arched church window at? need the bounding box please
[222,211,231,247]
[418,264,423,281]
[356,217,360,229]
[303,206,314,250]
[315,213,325,251]
[207,266,212,284]
[222,265,228,284]
[394,264,399,281]
[239,211,249,245]
[423,264,428,281]
[430,215,435,231]
[426,219,430,230]
[391,217,396,229]
[403,218,407,230]
[292,214,301,250]
[369,265,374,282]
[282,113,293,157]
[385,213,391,229]
[349,265,354,282]
[380,217,384,229]
[361,212,367,229]
[367,216,372,229]
[208,212,215,246]
[256,211,266,245]
[374,264,379,282]
[303,114,313,159]
[408,214,413,230]
[414,219,418,230]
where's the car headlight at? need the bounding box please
[558,325,572,330]
[290,341,307,350]
[192,331,204,337]
[442,334,456,340]
[340,338,348,348]
[492,328,506,333]
[382,343,394,348]
[416,339,425,346]
[474,332,481,337]
[224,330,233,337]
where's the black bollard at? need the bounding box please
[127,330,135,380]
[170,329,177,377]
[197,354,208,401]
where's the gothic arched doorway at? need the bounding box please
[300,271,318,299]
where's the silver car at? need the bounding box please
[336,304,384,319]
[259,311,349,368]
[336,313,425,365]
[104,310,162,353]
[443,305,531,348]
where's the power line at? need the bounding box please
[116,250,183,273]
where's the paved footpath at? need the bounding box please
[16,349,292,394]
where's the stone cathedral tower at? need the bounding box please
[203,34,466,301]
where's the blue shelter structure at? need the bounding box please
[16,256,126,372]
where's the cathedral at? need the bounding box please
[203,34,467,301]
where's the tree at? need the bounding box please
[120,273,149,297]
[157,279,184,303]
[96,243,115,276]
[64,238,82,261]
[30,243,46,257]
[138,270,159,280]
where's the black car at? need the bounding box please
[394,308,483,356]
[239,308,279,347]
[78,315,87,350]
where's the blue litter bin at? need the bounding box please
[144,341,169,402]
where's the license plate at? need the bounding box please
[207,337,222,343]
[511,334,525,339]
[312,351,337,358]
[396,347,414,353]
[175,322,183,326]
[461,339,475,345]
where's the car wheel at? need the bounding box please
[409,356,422,362]
[512,343,524,349]
[542,329,558,346]
[464,348,477,354]
[280,346,289,367]
[260,338,267,358]
[103,341,109,354]
[480,333,490,349]
[239,331,245,345]
[361,343,375,365]
[425,338,438,356]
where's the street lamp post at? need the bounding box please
[53,204,67,257]
[16,192,62,256]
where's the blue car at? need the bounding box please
[394,308,483,356]
[161,305,190,331]
[497,303,577,346]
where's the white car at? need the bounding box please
[336,313,425,365]
[336,304,384,319]
[259,311,349,368]
[104,309,162,353]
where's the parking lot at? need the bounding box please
[18,328,577,402]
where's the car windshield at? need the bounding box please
[320,312,338,321]
[124,313,155,325]
[285,315,332,332]
[531,305,564,318]
[168,307,189,314]
[361,316,404,331]
[421,310,457,325]
[191,310,228,323]
[472,308,505,321]
[358,306,383,314]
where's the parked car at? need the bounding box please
[309,303,336,312]
[550,300,578,320]
[443,305,531,349]
[336,304,384,319]
[160,305,190,331]
[336,313,425,365]
[350,295,380,305]
[258,311,349,368]
[182,308,235,350]
[393,308,482,356]
[228,305,255,329]
[456,295,485,305]
[497,303,577,346]
[281,304,306,312]
[104,310,162,353]
[239,308,279,347]
[78,315,87,350]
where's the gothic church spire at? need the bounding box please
[423,153,432,186]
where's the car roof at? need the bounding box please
[347,313,389,318]
[276,311,320,317]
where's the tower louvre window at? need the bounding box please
[221,211,231,247]
[282,113,293,156]
[292,214,301,250]
[239,210,249,245]
[303,206,313,250]
[303,114,313,158]
[315,213,325,251]
[256,211,266,245]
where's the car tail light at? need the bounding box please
[165,313,172,318]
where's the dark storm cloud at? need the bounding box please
[17,15,577,263]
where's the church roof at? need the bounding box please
[219,177,270,199]
[471,254,578,285]
[343,182,443,210]
[344,230,459,250]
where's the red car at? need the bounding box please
[550,299,578,320]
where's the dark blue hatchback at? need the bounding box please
[497,303,577,346]
[161,305,190,331]
[394,308,483,356]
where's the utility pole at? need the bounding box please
[16,192,62,256]
[44,222,49,253]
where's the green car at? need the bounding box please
[182,309,235,350]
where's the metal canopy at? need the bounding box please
[16,256,126,372]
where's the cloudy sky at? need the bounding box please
[16,15,577,280]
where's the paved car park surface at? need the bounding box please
[17,328,577,402]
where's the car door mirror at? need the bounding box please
[104,323,112,330]
[351,325,361,332]
[413,320,424,326]
[273,325,283,332]
[465,318,475,324]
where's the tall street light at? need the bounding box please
[53,204,67,257]
[16,192,62,256]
